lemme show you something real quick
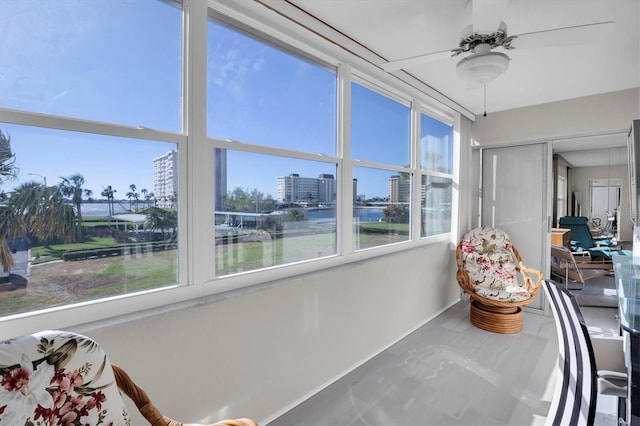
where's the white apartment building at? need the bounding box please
[277,173,338,205]
[388,175,410,203]
[153,149,178,208]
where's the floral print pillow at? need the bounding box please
[0,330,131,426]
[460,227,531,302]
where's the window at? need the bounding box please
[207,20,336,154]
[0,0,183,132]
[214,150,337,276]
[351,82,410,165]
[0,0,183,317]
[420,113,454,237]
[207,18,339,276]
[0,0,457,327]
[351,82,411,249]
[353,167,411,249]
[556,175,567,223]
[0,125,180,317]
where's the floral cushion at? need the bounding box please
[460,227,531,302]
[0,330,131,426]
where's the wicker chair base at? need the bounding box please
[469,300,523,334]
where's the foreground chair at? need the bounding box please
[0,330,258,426]
[456,227,543,333]
[543,281,627,426]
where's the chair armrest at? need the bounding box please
[598,369,628,382]
[598,376,628,397]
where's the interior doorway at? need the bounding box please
[589,178,621,238]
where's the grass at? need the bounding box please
[0,249,178,316]
[31,237,159,264]
[0,290,60,316]
[2,220,446,316]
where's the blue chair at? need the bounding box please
[558,216,630,260]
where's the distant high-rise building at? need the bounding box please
[277,173,337,205]
[388,175,410,202]
[214,148,227,210]
[153,149,178,208]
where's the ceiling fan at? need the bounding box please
[381,1,614,85]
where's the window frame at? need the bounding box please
[416,107,455,238]
[0,0,459,339]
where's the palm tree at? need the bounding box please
[9,182,75,245]
[128,184,140,211]
[140,188,148,208]
[0,129,17,274]
[0,130,16,184]
[59,174,93,242]
[126,191,134,211]
[144,207,178,242]
[0,131,74,274]
[101,185,117,216]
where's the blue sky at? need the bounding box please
[0,0,452,200]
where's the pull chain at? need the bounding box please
[483,84,487,117]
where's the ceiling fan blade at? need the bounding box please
[512,20,615,48]
[381,49,454,72]
[471,0,508,34]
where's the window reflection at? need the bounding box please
[214,150,338,276]
[353,166,411,250]
[351,82,410,166]
[0,124,179,316]
[0,0,183,131]
[207,20,337,154]
[421,175,452,237]
[421,114,453,174]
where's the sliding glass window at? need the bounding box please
[0,0,183,317]
[351,81,411,250]
[0,0,183,132]
[0,0,456,323]
[207,18,338,276]
[420,113,453,237]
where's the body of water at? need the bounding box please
[81,202,130,217]
[307,207,384,223]
[83,202,385,222]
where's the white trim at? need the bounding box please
[0,109,186,144]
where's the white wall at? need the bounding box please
[471,89,639,243]
[472,88,640,145]
[77,243,460,424]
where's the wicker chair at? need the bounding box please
[0,330,258,426]
[456,227,543,334]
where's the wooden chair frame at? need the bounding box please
[455,235,543,333]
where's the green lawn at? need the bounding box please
[2,220,446,316]
[32,237,148,263]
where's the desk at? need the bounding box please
[612,254,640,424]
[551,227,571,249]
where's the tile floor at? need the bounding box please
[267,302,622,426]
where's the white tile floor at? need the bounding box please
[267,303,623,426]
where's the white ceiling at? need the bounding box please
[272,0,640,167]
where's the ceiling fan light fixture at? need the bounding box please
[456,51,510,84]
